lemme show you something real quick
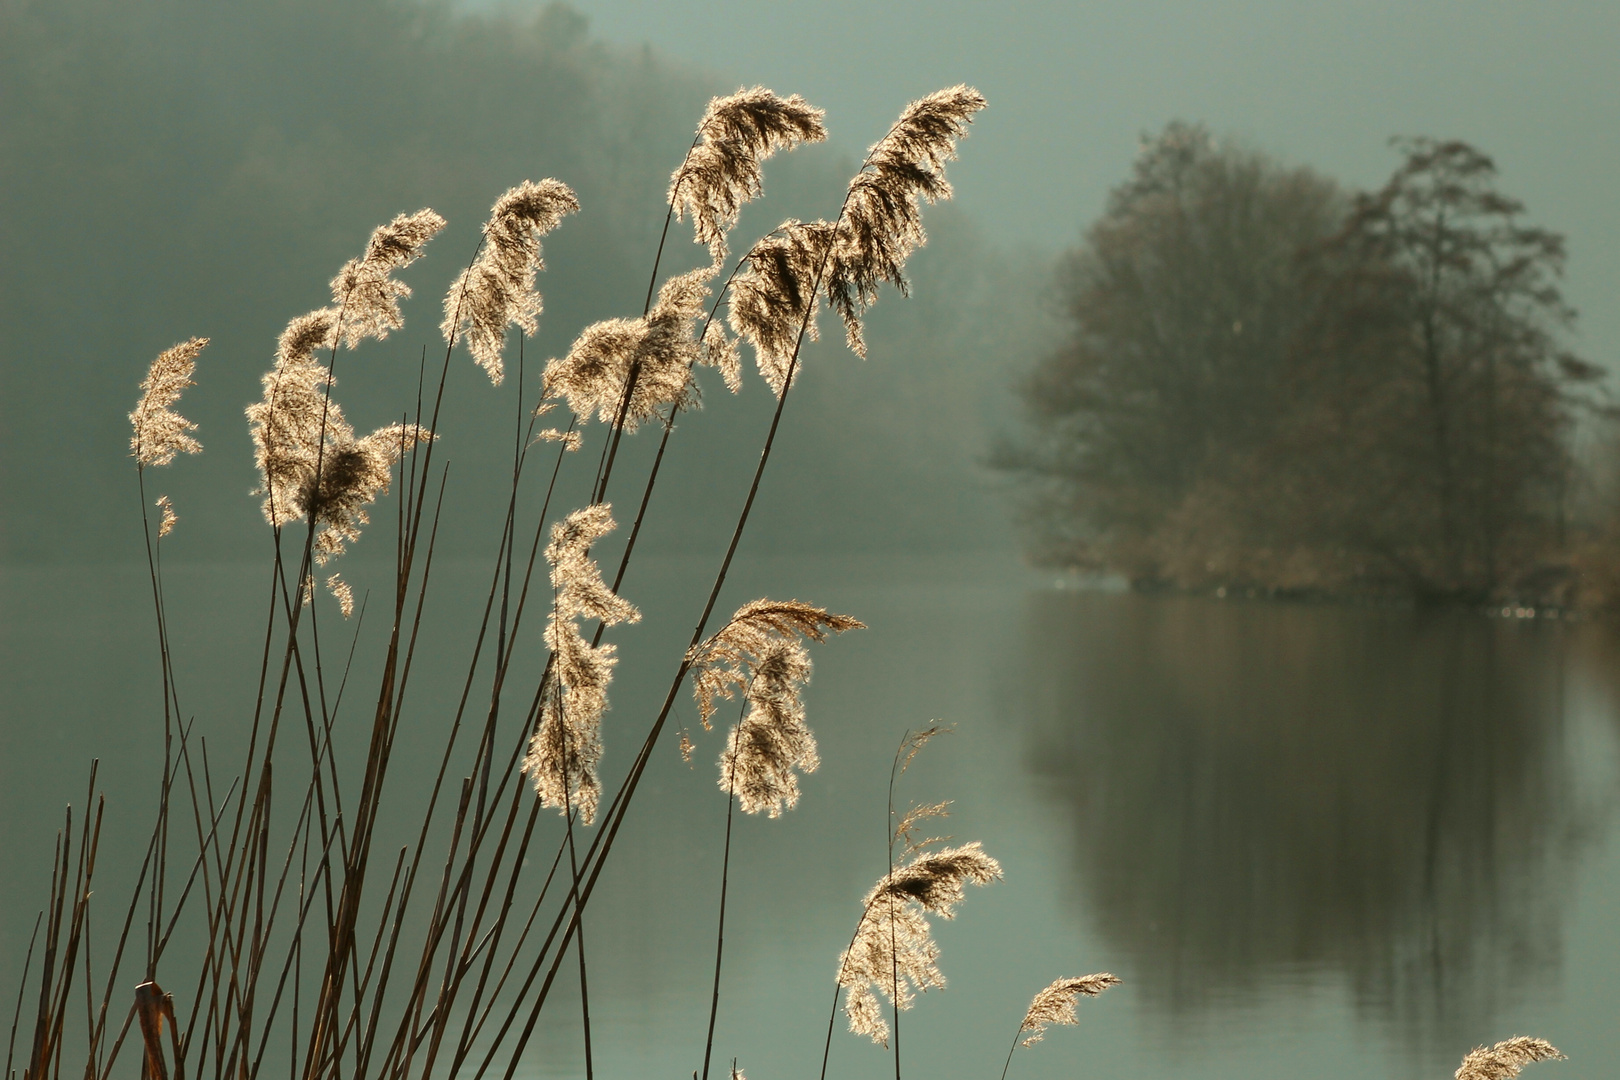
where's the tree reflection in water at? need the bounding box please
[1022,592,1620,1052]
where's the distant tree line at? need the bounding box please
[0,0,1036,563]
[1000,123,1612,604]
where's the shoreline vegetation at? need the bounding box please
[999,123,1620,617]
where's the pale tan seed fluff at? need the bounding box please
[893,800,952,856]
[726,221,835,397]
[329,209,446,348]
[719,641,816,817]
[155,496,178,539]
[730,1064,744,1080]
[678,731,696,764]
[130,337,207,467]
[544,265,715,430]
[688,600,863,727]
[671,87,826,260]
[837,842,1002,1045]
[534,428,583,452]
[702,318,742,394]
[530,401,583,451]
[444,180,580,385]
[897,724,950,775]
[1018,975,1121,1047]
[327,574,355,619]
[686,600,860,817]
[724,87,984,397]
[246,326,431,558]
[826,86,985,358]
[1456,1038,1565,1080]
[523,505,640,825]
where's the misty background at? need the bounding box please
[4,0,1617,566]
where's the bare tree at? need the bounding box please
[1001,130,1600,601]
[999,122,1343,578]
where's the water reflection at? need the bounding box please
[1022,592,1618,1051]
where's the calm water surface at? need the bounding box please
[3,554,1617,1080]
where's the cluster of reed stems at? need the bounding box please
[7,82,1566,1080]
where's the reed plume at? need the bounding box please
[544,266,717,430]
[686,601,861,814]
[154,496,177,539]
[246,346,431,561]
[248,212,444,559]
[329,209,446,348]
[826,85,985,357]
[671,87,827,260]
[727,85,984,396]
[524,504,640,824]
[726,221,835,396]
[689,600,865,727]
[1016,975,1120,1047]
[837,842,1001,1045]
[326,573,355,619]
[444,179,580,384]
[1456,1038,1565,1080]
[129,336,207,467]
[532,401,584,451]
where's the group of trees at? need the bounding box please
[1003,123,1607,603]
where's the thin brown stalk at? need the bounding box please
[8,913,42,1080]
[698,695,748,1080]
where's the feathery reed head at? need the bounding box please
[325,574,355,618]
[871,842,1002,913]
[524,504,640,825]
[1018,974,1121,1047]
[278,310,338,367]
[893,800,951,855]
[688,600,860,816]
[444,179,580,385]
[688,600,863,727]
[1456,1038,1565,1080]
[246,343,431,559]
[726,221,835,397]
[130,337,207,467]
[545,503,641,627]
[672,87,827,259]
[827,85,985,357]
[726,88,983,394]
[896,723,950,775]
[544,265,715,430]
[329,209,446,348]
[155,496,178,539]
[837,841,1002,1045]
[717,640,816,817]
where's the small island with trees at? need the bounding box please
[999,124,1617,610]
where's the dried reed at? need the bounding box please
[10,81,1046,1080]
[997,974,1120,1080]
[1456,1038,1565,1080]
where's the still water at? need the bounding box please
[3,553,1618,1080]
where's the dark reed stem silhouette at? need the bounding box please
[697,692,752,1080]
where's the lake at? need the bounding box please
[3,552,1617,1080]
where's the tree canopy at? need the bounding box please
[1002,124,1601,602]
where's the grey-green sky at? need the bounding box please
[470,0,1620,370]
